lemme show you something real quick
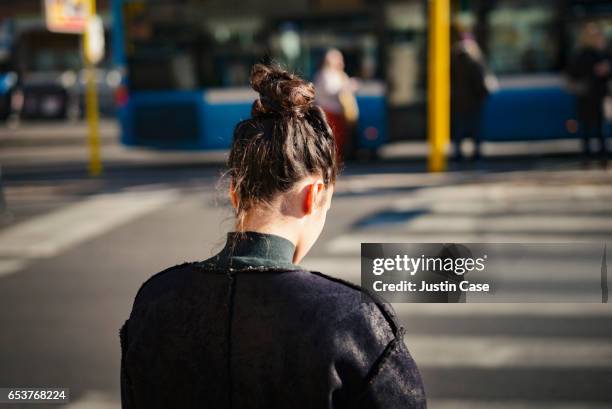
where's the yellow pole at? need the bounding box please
[427,0,450,172]
[83,0,102,176]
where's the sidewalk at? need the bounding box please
[0,120,227,170]
[0,119,592,172]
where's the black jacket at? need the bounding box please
[568,47,612,123]
[120,232,426,408]
[451,41,490,115]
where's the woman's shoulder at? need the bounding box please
[289,271,405,374]
[131,262,203,306]
[284,269,402,336]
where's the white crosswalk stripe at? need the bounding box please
[61,391,117,409]
[0,258,28,278]
[402,214,612,233]
[393,303,612,317]
[408,335,612,368]
[328,234,610,254]
[428,400,612,409]
[0,189,178,277]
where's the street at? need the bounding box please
[1,122,611,408]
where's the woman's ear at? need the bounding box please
[303,184,315,215]
[229,181,238,209]
[302,181,325,215]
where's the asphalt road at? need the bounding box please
[0,124,611,409]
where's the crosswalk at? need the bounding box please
[1,168,610,408]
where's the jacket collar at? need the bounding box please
[207,231,299,271]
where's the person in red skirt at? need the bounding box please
[314,49,359,162]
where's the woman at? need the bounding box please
[119,64,426,409]
[568,23,611,168]
[450,22,494,161]
[314,49,359,161]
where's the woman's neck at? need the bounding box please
[240,210,299,247]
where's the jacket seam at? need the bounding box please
[354,326,406,403]
[308,270,400,335]
[226,272,237,409]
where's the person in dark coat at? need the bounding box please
[119,64,426,409]
[568,23,611,168]
[451,23,493,161]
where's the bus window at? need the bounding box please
[567,15,612,57]
[384,0,427,141]
[268,14,383,83]
[487,0,561,75]
[123,1,266,90]
[385,1,426,107]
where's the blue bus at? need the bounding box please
[112,0,612,152]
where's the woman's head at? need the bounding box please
[227,64,338,262]
[322,48,345,72]
[580,23,606,50]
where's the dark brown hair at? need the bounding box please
[227,64,338,231]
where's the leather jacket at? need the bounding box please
[120,231,426,408]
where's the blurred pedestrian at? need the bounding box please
[568,23,611,168]
[120,64,426,409]
[450,23,495,161]
[314,48,359,161]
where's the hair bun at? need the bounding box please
[250,64,315,118]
